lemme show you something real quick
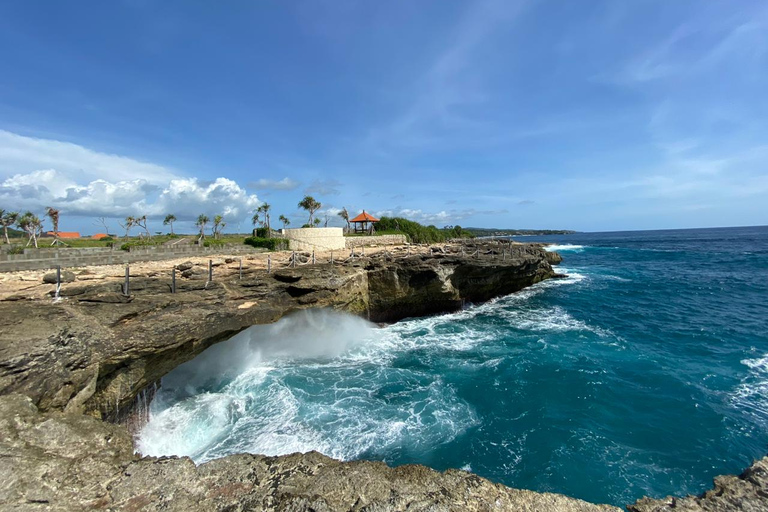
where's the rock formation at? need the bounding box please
[0,394,619,511]
[0,243,557,421]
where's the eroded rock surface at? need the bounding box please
[0,243,557,421]
[0,394,619,512]
[628,457,768,512]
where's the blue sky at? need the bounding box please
[1,0,766,234]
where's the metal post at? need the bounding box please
[291,251,296,268]
[239,259,243,280]
[503,249,506,262]
[124,265,130,296]
[208,259,213,283]
[172,268,176,293]
[312,250,316,265]
[362,246,365,256]
[54,265,61,300]
[268,254,272,273]
[351,247,355,258]
[330,251,334,265]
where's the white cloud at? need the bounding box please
[0,130,177,185]
[248,177,300,191]
[0,130,260,221]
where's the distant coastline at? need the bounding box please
[467,227,578,237]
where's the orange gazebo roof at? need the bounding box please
[350,211,379,223]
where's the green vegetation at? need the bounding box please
[374,217,474,244]
[244,236,289,251]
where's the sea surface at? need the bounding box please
[138,225,768,506]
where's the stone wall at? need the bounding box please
[0,244,265,272]
[281,227,346,251]
[345,234,407,248]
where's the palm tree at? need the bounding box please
[45,207,60,245]
[120,216,136,239]
[0,210,20,244]
[298,195,321,227]
[279,214,290,229]
[195,214,209,242]
[338,207,350,232]
[134,215,151,239]
[251,211,260,229]
[313,217,321,227]
[17,211,43,248]
[257,203,272,237]
[163,214,177,235]
[212,214,226,240]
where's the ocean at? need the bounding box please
[137,225,768,506]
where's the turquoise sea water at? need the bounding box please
[138,226,768,506]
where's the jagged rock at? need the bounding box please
[224,257,236,264]
[176,261,194,271]
[546,251,563,265]
[628,458,768,512]
[0,243,555,420]
[43,270,76,284]
[0,394,620,512]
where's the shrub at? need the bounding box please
[244,237,288,251]
[8,245,25,255]
[120,240,159,251]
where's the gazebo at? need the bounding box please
[350,210,379,234]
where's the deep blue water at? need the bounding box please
[138,225,768,506]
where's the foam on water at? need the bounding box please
[546,244,586,252]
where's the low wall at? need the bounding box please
[0,244,266,272]
[345,234,407,248]
[281,227,346,251]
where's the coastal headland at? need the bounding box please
[1,240,766,511]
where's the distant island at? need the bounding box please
[466,227,578,237]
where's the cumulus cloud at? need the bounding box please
[0,130,259,221]
[248,177,300,191]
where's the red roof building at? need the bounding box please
[45,231,81,239]
[350,211,379,234]
[91,233,110,240]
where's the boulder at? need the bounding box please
[42,270,76,284]
[176,261,194,271]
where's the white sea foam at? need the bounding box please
[731,354,768,421]
[137,309,479,463]
[546,244,585,252]
[138,268,594,464]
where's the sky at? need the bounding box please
[0,0,766,234]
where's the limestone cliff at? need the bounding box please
[0,243,556,420]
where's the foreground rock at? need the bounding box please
[0,394,619,512]
[628,458,768,512]
[0,243,556,420]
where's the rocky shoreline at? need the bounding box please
[1,241,766,511]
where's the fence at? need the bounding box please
[0,243,266,272]
[39,240,528,301]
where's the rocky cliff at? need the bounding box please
[0,394,620,511]
[0,243,556,421]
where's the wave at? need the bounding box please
[546,244,586,252]
[137,268,596,465]
[732,354,768,421]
